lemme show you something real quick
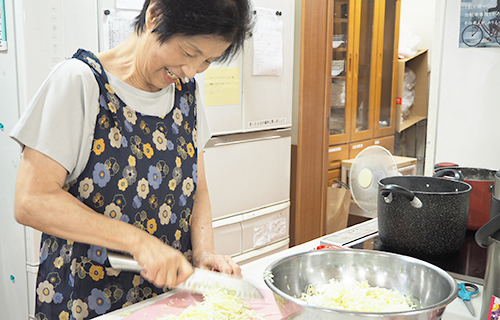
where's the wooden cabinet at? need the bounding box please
[291,0,400,246]
[328,0,400,186]
[328,0,400,145]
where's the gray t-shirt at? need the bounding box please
[10,58,211,184]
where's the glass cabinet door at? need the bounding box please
[329,0,351,144]
[350,0,376,142]
[373,0,399,137]
[328,0,397,144]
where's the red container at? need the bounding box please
[435,162,459,169]
[435,167,496,230]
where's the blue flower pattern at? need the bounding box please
[147,165,162,190]
[88,288,111,315]
[53,292,64,304]
[87,245,107,264]
[93,163,111,188]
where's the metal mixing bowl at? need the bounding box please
[263,249,458,320]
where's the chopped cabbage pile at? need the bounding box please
[157,288,265,320]
[300,279,416,313]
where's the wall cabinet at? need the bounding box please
[291,0,400,246]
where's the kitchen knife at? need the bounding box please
[107,252,263,299]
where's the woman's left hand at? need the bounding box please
[190,153,242,278]
[193,251,242,277]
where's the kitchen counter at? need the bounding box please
[95,226,484,320]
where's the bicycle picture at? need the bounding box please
[460,0,500,48]
[461,12,500,47]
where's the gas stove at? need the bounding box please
[321,218,487,284]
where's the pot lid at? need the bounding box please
[350,146,399,213]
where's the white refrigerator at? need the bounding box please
[197,0,295,264]
[0,0,294,319]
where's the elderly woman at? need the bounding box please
[10,0,252,318]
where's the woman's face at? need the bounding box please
[136,33,231,92]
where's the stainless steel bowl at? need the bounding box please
[263,249,458,320]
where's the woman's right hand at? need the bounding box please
[130,237,194,289]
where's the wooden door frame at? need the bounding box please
[290,0,331,246]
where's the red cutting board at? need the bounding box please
[123,288,282,319]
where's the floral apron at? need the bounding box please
[34,49,198,320]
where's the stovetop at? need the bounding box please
[321,219,488,283]
[349,231,487,281]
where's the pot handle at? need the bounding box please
[332,180,350,190]
[475,212,500,247]
[380,184,423,208]
[433,169,464,181]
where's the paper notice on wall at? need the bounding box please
[252,7,284,76]
[102,9,138,51]
[204,67,240,106]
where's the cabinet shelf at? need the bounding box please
[332,76,346,81]
[396,50,429,132]
[331,105,346,109]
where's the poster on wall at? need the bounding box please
[460,0,500,47]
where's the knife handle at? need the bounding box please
[108,252,143,272]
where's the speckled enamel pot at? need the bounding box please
[378,176,471,256]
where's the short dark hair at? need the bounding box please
[134,0,253,62]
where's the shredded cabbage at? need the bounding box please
[157,288,265,320]
[263,270,274,283]
[300,279,416,313]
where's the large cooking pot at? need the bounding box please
[264,250,458,320]
[434,167,496,230]
[378,176,471,256]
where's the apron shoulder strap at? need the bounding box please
[72,49,110,89]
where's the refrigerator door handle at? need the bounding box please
[206,128,291,149]
[213,135,282,147]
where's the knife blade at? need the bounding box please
[107,252,263,299]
